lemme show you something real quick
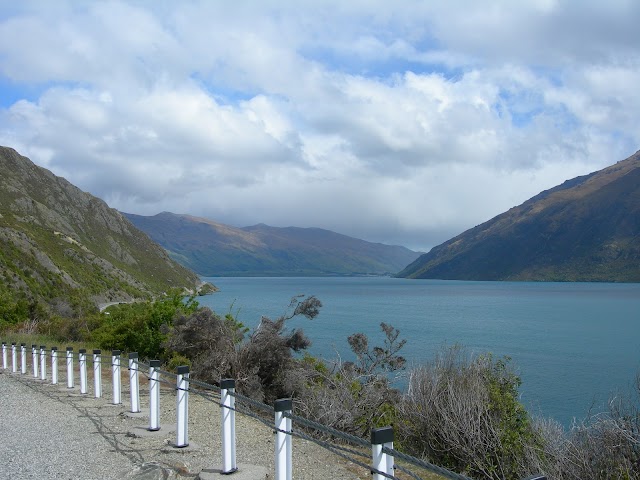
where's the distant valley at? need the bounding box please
[125,212,423,277]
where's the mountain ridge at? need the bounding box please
[398,150,640,282]
[125,211,423,277]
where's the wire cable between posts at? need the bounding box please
[285,411,371,448]
[382,446,474,480]
[292,428,397,479]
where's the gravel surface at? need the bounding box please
[0,368,365,479]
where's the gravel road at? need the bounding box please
[0,368,364,479]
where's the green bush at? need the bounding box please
[93,290,198,359]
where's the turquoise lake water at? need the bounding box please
[198,276,640,427]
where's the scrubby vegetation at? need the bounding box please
[2,292,639,480]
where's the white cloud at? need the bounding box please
[0,0,638,252]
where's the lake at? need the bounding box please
[198,276,640,427]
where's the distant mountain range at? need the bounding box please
[0,146,200,316]
[398,150,640,282]
[124,212,422,277]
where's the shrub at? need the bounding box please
[93,289,198,359]
[534,375,640,479]
[396,345,540,480]
[167,295,322,402]
[294,322,406,438]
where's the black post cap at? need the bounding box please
[149,359,161,367]
[32,344,37,348]
[93,349,101,355]
[66,347,73,351]
[371,426,394,445]
[128,352,138,359]
[20,343,25,346]
[112,350,121,356]
[177,365,190,375]
[40,345,46,349]
[221,378,235,389]
[79,349,86,354]
[274,398,293,412]
[52,346,58,351]
[12,342,17,345]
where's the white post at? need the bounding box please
[11,342,17,373]
[128,353,140,413]
[51,347,58,385]
[112,350,121,405]
[274,398,293,480]
[39,346,46,380]
[20,343,26,374]
[1,342,6,369]
[31,344,38,378]
[93,350,102,398]
[66,347,74,388]
[175,366,190,448]
[371,427,395,480]
[148,360,161,431]
[79,349,88,394]
[221,378,238,474]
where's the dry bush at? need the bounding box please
[396,346,540,480]
[293,322,405,438]
[166,295,322,403]
[527,374,640,480]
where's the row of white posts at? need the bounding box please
[2,341,396,480]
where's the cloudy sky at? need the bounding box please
[1,1,639,251]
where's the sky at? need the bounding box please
[0,1,639,252]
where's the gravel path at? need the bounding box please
[0,368,365,479]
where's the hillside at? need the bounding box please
[0,146,200,317]
[398,150,640,282]
[124,212,422,276]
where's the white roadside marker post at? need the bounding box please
[274,398,293,480]
[175,365,190,448]
[20,343,26,374]
[112,350,121,405]
[148,360,161,431]
[39,346,46,380]
[221,378,238,474]
[66,347,74,388]
[79,349,88,394]
[128,352,140,413]
[371,427,395,480]
[51,347,58,385]
[11,342,17,373]
[93,349,102,398]
[31,344,38,378]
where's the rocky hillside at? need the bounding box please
[398,150,640,282]
[0,146,200,317]
[125,212,422,276]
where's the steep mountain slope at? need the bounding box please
[125,212,422,276]
[0,146,200,316]
[398,150,640,282]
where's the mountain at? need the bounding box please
[124,212,422,276]
[0,146,200,316]
[398,150,640,282]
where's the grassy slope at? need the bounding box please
[0,146,199,315]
